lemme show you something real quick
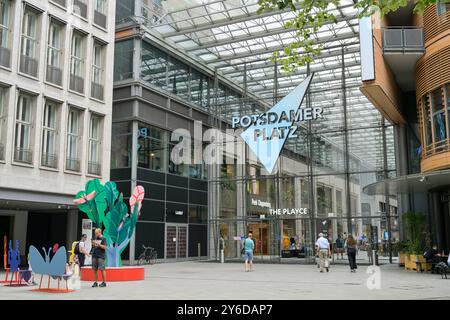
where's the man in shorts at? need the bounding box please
[243,231,255,272]
[91,228,107,287]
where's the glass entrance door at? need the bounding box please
[165,224,188,260]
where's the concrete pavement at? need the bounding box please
[0,261,449,300]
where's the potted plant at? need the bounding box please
[403,211,428,271]
[395,240,409,267]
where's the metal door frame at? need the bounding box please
[165,223,189,261]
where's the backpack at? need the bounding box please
[74,242,80,255]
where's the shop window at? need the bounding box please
[316,185,332,217]
[189,205,207,224]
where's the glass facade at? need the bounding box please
[113,3,399,263]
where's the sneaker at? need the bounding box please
[92,282,98,288]
[320,270,324,273]
[99,282,107,287]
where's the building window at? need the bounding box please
[14,94,33,164]
[0,0,11,68]
[437,1,450,15]
[20,8,39,77]
[0,87,6,160]
[70,32,85,94]
[111,122,132,168]
[141,41,168,89]
[41,102,58,168]
[88,115,102,175]
[94,0,107,29]
[91,43,104,100]
[73,0,87,19]
[46,20,63,86]
[66,107,82,171]
[431,88,446,147]
[50,0,66,8]
[114,40,133,81]
[138,124,167,172]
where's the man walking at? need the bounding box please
[243,231,255,272]
[315,233,331,273]
[91,228,107,287]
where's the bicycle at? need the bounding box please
[137,245,157,265]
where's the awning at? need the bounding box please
[363,169,450,195]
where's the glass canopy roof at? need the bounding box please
[150,0,395,172]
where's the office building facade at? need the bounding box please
[0,0,115,257]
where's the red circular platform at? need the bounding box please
[80,266,145,281]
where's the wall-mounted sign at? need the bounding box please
[251,198,272,209]
[175,211,183,216]
[269,208,309,215]
[232,74,321,173]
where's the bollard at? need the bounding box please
[198,243,201,259]
[220,249,224,263]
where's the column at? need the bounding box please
[66,209,78,250]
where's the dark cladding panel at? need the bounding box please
[167,186,188,203]
[138,102,166,126]
[135,222,165,261]
[192,109,209,124]
[189,190,208,205]
[115,181,131,197]
[142,88,167,108]
[188,224,208,257]
[167,174,188,188]
[189,178,207,191]
[139,199,165,222]
[139,182,165,201]
[113,87,131,100]
[167,113,189,131]
[110,168,131,181]
[166,202,188,223]
[171,101,190,117]
[113,102,134,120]
[137,168,165,184]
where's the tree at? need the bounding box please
[257,0,446,72]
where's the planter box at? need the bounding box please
[80,266,145,281]
[399,252,406,266]
[404,254,412,270]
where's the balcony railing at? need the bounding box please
[70,74,84,93]
[88,162,101,175]
[46,65,62,86]
[51,0,66,7]
[94,10,107,28]
[41,152,58,168]
[66,157,80,171]
[0,143,4,161]
[91,82,104,100]
[14,148,33,164]
[73,0,87,19]
[383,27,424,52]
[0,46,10,68]
[20,55,38,77]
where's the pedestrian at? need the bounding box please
[335,235,344,260]
[315,233,331,273]
[91,228,107,287]
[76,234,90,267]
[346,234,358,272]
[243,231,254,272]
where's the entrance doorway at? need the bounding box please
[248,221,268,255]
[165,224,187,260]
